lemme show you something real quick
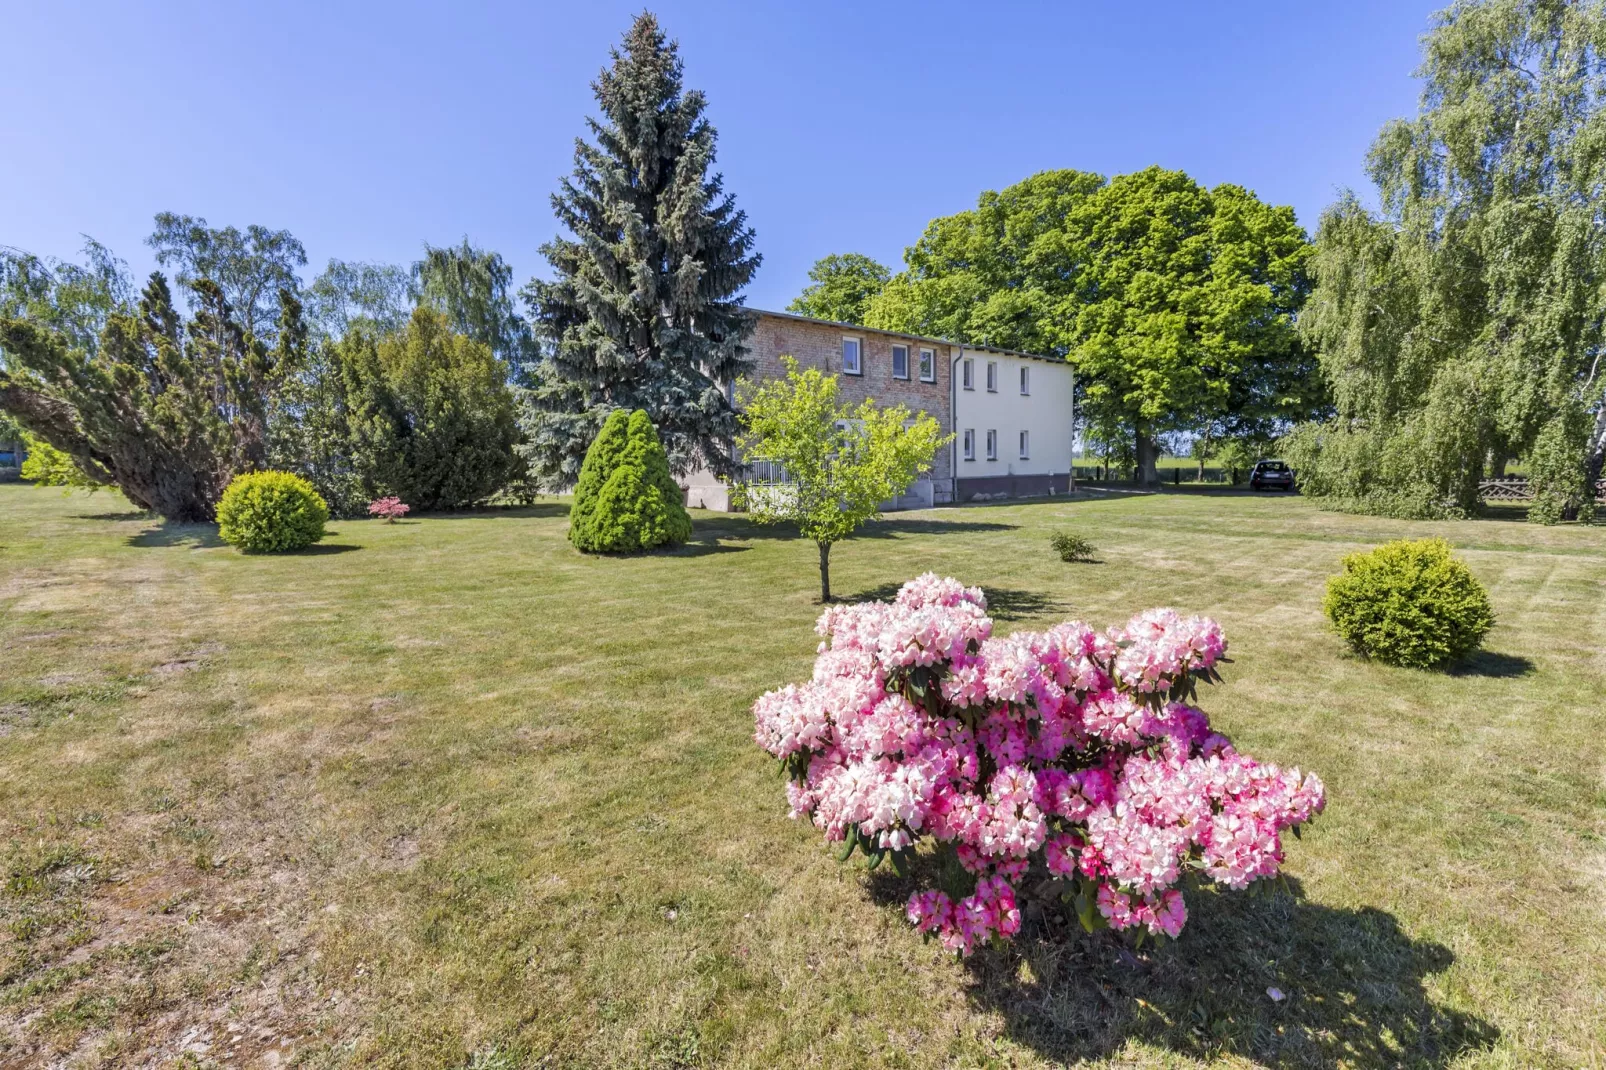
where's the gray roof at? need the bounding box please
[750,307,1068,365]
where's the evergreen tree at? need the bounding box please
[521,12,760,489]
[569,409,691,553]
[0,272,302,520]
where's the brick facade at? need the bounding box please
[742,311,955,487]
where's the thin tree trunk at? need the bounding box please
[818,541,832,602]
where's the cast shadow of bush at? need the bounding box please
[865,864,1497,1068]
[848,583,1067,622]
[1447,650,1535,679]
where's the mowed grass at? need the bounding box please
[0,484,1603,1068]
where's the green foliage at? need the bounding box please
[521,13,759,488]
[866,168,1321,483]
[1295,1,1606,522]
[272,309,518,514]
[305,259,416,339]
[414,240,534,377]
[786,253,891,324]
[568,410,692,553]
[1526,403,1595,525]
[1,271,301,521]
[146,214,306,341]
[1049,531,1096,563]
[1,240,132,355]
[215,470,329,553]
[738,357,948,600]
[19,433,104,490]
[1323,538,1494,669]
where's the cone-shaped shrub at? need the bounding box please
[569,410,692,553]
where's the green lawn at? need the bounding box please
[1,483,1602,1068]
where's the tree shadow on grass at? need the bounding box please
[1447,650,1536,678]
[865,863,1498,1068]
[74,509,151,521]
[126,524,224,549]
[689,514,1019,545]
[659,540,751,558]
[846,583,1067,622]
[282,542,360,556]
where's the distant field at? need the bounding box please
[1,483,1602,1067]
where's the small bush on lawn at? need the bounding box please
[216,471,329,553]
[1323,538,1494,668]
[754,574,1325,955]
[1050,531,1096,562]
[569,410,692,553]
[368,497,410,522]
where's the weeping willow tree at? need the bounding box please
[1290,0,1606,522]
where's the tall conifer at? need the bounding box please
[521,12,759,487]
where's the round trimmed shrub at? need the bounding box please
[1323,538,1494,669]
[569,410,692,553]
[216,471,329,553]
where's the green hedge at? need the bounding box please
[1323,538,1494,669]
[569,410,691,553]
[216,471,330,553]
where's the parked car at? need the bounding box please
[1249,459,1296,492]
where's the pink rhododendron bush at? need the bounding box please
[753,574,1325,956]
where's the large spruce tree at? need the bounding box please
[520,12,760,488]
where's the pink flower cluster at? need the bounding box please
[753,574,1325,956]
[368,497,410,522]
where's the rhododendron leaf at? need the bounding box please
[888,850,908,878]
[1291,824,1302,840]
[866,848,885,871]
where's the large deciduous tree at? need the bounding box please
[415,239,535,377]
[305,259,417,339]
[147,214,307,342]
[787,253,891,324]
[867,168,1318,484]
[1290,0,1606,522]
[520,12,760,489]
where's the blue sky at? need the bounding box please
[5,1,1437,313]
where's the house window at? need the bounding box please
[892,343,909,380]
[986,362,998,392]
[986,429,998,460]
[919,347,935,382]
[962,358,974,390]
[1020,366,1030,395]
[1019,430,1030,459]
[842,336,861,375]
[963,429,975,461]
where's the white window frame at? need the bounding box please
[1019,430,1030,459]
[841,335,862,376]
[962,358,974,390]
[918,347,935,382]
[891,343,909,380]
[962,429,976,461]
[986,361,998,392]
[986,429,998,461]
[1020,365,1030,395]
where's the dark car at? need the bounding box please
[1249,459,1295,492]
